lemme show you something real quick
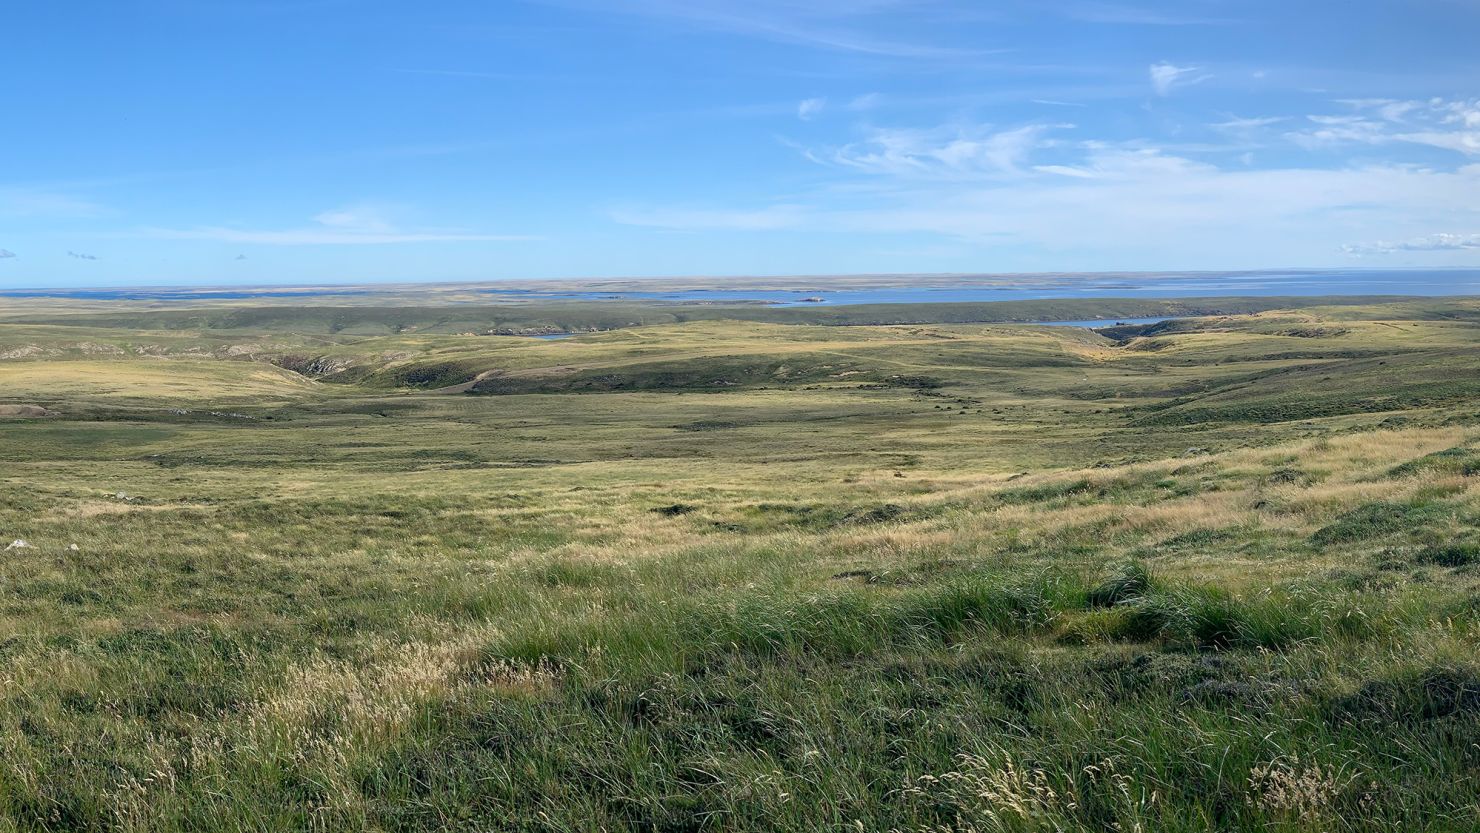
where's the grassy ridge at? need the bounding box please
[0,298,1477,830]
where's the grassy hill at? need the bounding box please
[0,297,1476,831]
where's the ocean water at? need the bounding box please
[2,269,1475,306]
[493,269,1479,307]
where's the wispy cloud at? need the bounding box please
[1062,3,1237,25]
[610,203,809,231]
[1337,98,1422,122]
[142,204,534,245]
[818,123,1069,178]
[1286,98,1480,156]
[0,249,16,259]
[0,187,106,219]
[613,111,1480,267]
[391,68,543,81]
[68,251,99,260]
[312,204,397,234]
[1032,147,1214,180]
[1287,114,1388,147]
[1211,115,1287,132]
[1343,232,1480,254]
[797,97,826,120]
[616,162,1480,266]
[1149,62,1209,96]
[531,0,985,60]
[144,228,532,245]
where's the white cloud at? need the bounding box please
[1337,98,1421,123]
[1343,232,1480,254]
[613,115,1480,267]
[1031,147,1214,180]
[797,97,826,120]
[0,249,15,259]
[848,163,1474,262]
[311,204,398,234]
[1288,98,1480,156]
[1287,114,1388,148]
[823,123,1067,177]
[1211,115,1286,132]
[1031,164,1100,179]
[1399,129,1480,155]
[1149,62,1208,96]
[143,204,533,245]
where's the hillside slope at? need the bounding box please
[0,299,1475,831]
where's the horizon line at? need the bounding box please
[2,265,1477,295]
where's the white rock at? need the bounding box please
[68,544,80,551]
[6,539,30,550]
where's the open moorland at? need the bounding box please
[0,295,1478,831]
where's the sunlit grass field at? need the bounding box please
[0,296,1477,831]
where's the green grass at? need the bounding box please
[0,295,1476,831]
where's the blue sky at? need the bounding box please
[2,0,1478,286]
